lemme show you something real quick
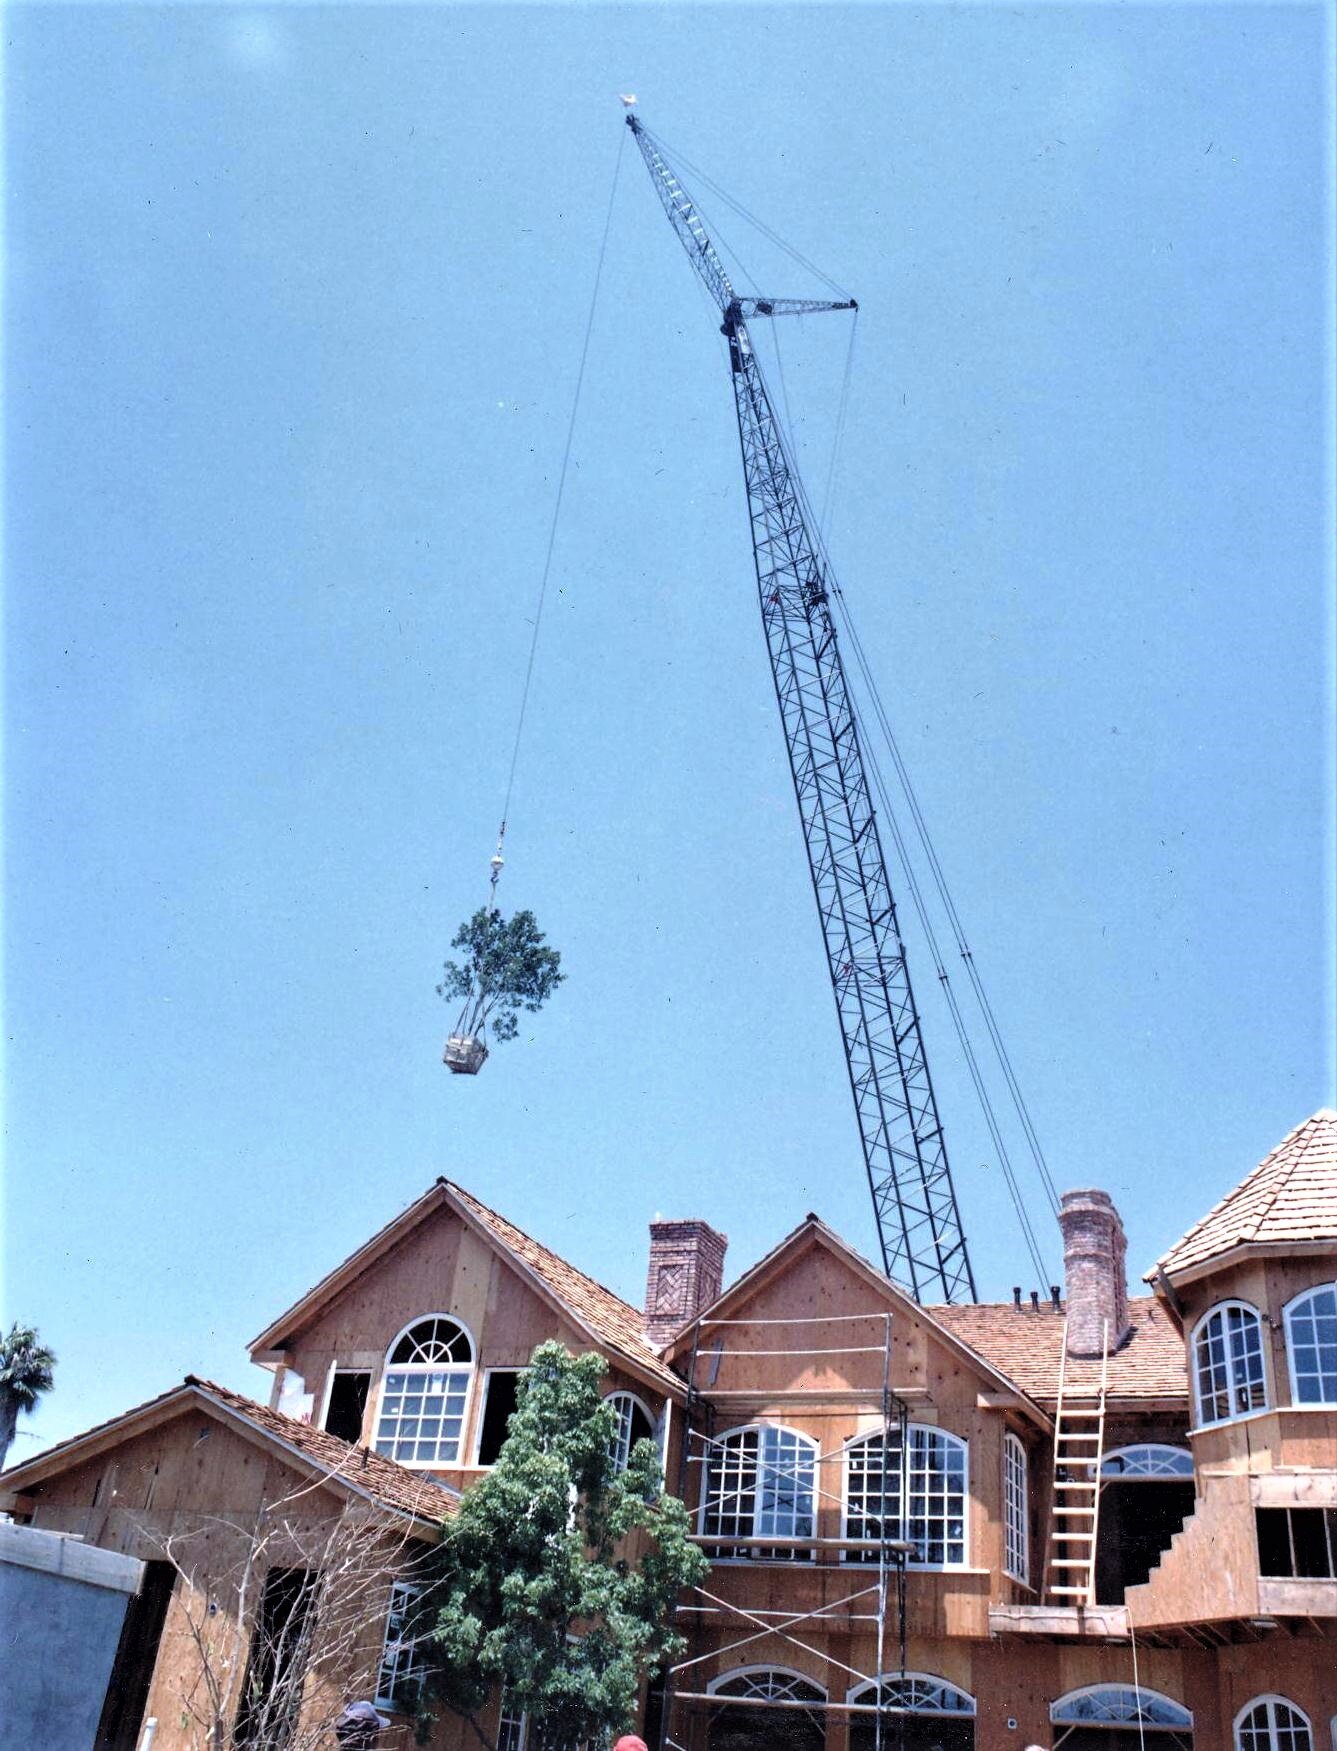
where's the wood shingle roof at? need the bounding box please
[1151,1109,1337,1281]
[0,1377,458,1528]
[932,1296,1189,1404]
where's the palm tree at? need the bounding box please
[0,1323,56,1470]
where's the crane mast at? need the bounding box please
[629,116,976,1304]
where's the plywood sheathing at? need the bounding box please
[248,1180,681,1396]
[0,1378,455,1529]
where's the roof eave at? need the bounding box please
[1148,1236,1337,1292]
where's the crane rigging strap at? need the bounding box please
[487,124,628,904]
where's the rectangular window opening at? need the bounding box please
[477,1370,524,1466]
[324,1370,372,1444]
[1255,1507,1337,1579]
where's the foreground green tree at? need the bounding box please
[421,1342,707,1748]
[0,1323,57,1470]
[438,907,564,1045]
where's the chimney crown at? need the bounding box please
[644,1219,728,1350]
[1058,1188,1130,1359]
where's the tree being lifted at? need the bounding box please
[439,906,564,1075]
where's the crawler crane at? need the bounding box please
[628,116,977,1305]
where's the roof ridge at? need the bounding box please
[444,1181,648,1327]
[1241,1109,1333,1242]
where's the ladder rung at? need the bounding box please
[1054,1481,1097,1491]
[1053,1508,1097,1517]
[1048,1586,1092,1597]
[1054,1530,1096,1539]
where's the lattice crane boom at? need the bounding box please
[629,115,976,1304]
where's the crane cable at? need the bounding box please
[637,128,1060,1270]
[762,316,1057,1276]
[487,125,628,906]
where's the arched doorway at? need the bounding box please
[848,1674,976,1751]
[1051,1684,1193,1750]
[706,1668,826,1751]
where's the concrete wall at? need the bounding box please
[0,1524,142,1751]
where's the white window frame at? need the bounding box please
[497,1690,587,1749]
[1283,1281,1337,1407]
[604,1390,658,1474]
[1003,1431,1028,1583]
[473,1365,530,1467]
[374,1580,428,1713]
[373,1314,477,1469]
[1191,1300,1269,1427]
[1052,1683,1192,1729]
[846,1672,976,1717]
[699,1423,818,1562]
[1101,1443,1194,1479]
[1234,1695,1314,1751]
[707,1665,828,1702]
[841,1423,970,1569]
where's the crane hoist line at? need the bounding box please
[627,113,977,1307]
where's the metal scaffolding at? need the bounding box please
[658,1311,915,1751]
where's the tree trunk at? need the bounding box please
[0,1394,20,1471]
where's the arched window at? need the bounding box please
[1052,1685,1192,1749]
[702,1426,816,1561]
[1235,1697,1313,1751]
[605,1391,657,1473]
[844,1424,968,1566]
[1101,1444,1194,1478]
[1003,1432,1028,1583]
[848,1673,975,1751]
[707,1668,826,1751]
[374,1317,475,1466]
[1192,1302,1268,1425]
[1284,1283,1337,1405]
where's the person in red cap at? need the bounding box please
[613,1738,649,1751]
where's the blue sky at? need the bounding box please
[4,3,1333,1455]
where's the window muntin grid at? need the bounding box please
[1284,1284,1337,1406]
[1235,1697,1313,1751]
[844,1425,967,1567]
[702,1426,816,1561]
[375,1316,474,1466]
[1193,1303,1268,1425]
[711,1668,826,1737]
[1052,1686,1192,1726]
[375,1581,427,1711]
[848,1675,975,1716]
[1003,1432,1028,1583]
[711,1670,827,1704]
[1101,1444,1194,1478]
[605,1391,656,1474]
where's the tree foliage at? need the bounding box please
[421,1343,707,1748]
[438,907,564,1043]
[0,1322,56,1470]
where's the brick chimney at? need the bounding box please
[1058,1188,1130,1358]
[644,1219,728,1350]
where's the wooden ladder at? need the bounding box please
[1043,1318,1109,1605]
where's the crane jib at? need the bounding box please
[629,117,977,1306]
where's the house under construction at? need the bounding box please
[3,1110,1335,1749]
